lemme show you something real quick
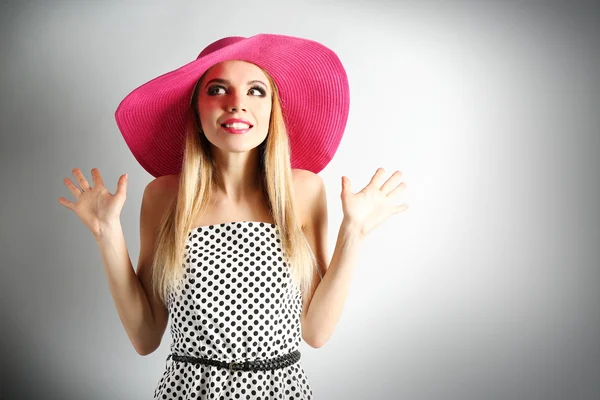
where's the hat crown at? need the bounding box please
[197,36,247,59]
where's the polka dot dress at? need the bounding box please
[153,221,314,400]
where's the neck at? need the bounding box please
[211,148,264,203]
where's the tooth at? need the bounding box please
[225,123,250,128]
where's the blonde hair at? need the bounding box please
[150,65,320,306]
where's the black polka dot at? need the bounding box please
[153,221,311,399]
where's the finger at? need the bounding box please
[365,167,386,191]
[393,203,409,214]
[386,181,406,198]
[91,168,106,189]
[341,176,351,194]
[116,174,128,196]
[58,196,75,210]
[64,177,83,197]
[380,170,403,194]
[72,168,91,191]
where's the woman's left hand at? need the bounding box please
[340,168,408,237]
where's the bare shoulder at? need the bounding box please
[292,168,323,191]
[292,168,325,229]
[144,174,179,203]
[154,173,180,191]
[138,174,180,229]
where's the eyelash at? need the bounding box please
[207,85,266,97]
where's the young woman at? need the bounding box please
[59,34,408,400]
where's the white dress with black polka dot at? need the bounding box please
[153,221,313,400]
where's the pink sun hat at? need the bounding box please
[114,33,351,178]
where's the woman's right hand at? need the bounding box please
[59,168,128,238]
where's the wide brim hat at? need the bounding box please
[114,33,350,178]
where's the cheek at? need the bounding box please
[257,104,272,123]
[198,98,214,112]
[197,102,218,123]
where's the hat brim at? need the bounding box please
[115,33,350,177]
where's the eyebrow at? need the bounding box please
[204,78,268,89]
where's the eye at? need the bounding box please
[207,84,267,97]
[249,85,267,97]
[207,85,226,96]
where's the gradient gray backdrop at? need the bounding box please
[1,0,599,399]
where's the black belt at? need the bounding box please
[167,350,301,372]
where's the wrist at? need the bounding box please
[340,218,365,241]
[94,220,123,242]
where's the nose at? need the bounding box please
[229,105,244,112]
[226,91,246,113]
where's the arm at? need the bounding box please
[300,173,364,348]
[301,168,407,348]
[95,177,170,355]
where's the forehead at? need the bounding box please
[203,60,268,82]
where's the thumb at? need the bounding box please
[116,174,127,195]
[342,176,351,194]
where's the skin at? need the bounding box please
[196,60,273,204]
[58,59,410,350]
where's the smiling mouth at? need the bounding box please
[220,124,252,134]
[221,123,253,129]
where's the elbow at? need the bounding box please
[308,340,325,349]
[134,338,160,356]
[134,322,167,356]
[136,347,153,356]
[306,338,326,349]
[302,321,329,348]
[135,344,150,356]
[136,345,158,356]
[303,332,327,349]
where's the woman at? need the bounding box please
[59,34,408,399]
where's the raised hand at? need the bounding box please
[340,168,408,237]
[58,168,128,237]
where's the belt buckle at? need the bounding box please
[229,360,243,372]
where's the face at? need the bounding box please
[195,60,272,155]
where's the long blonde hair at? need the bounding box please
[150,65,320,306]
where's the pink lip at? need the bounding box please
[220,118,253,134]
[220,125,251,134]
[221,118,253,126]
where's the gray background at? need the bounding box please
[1,0,599,399]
